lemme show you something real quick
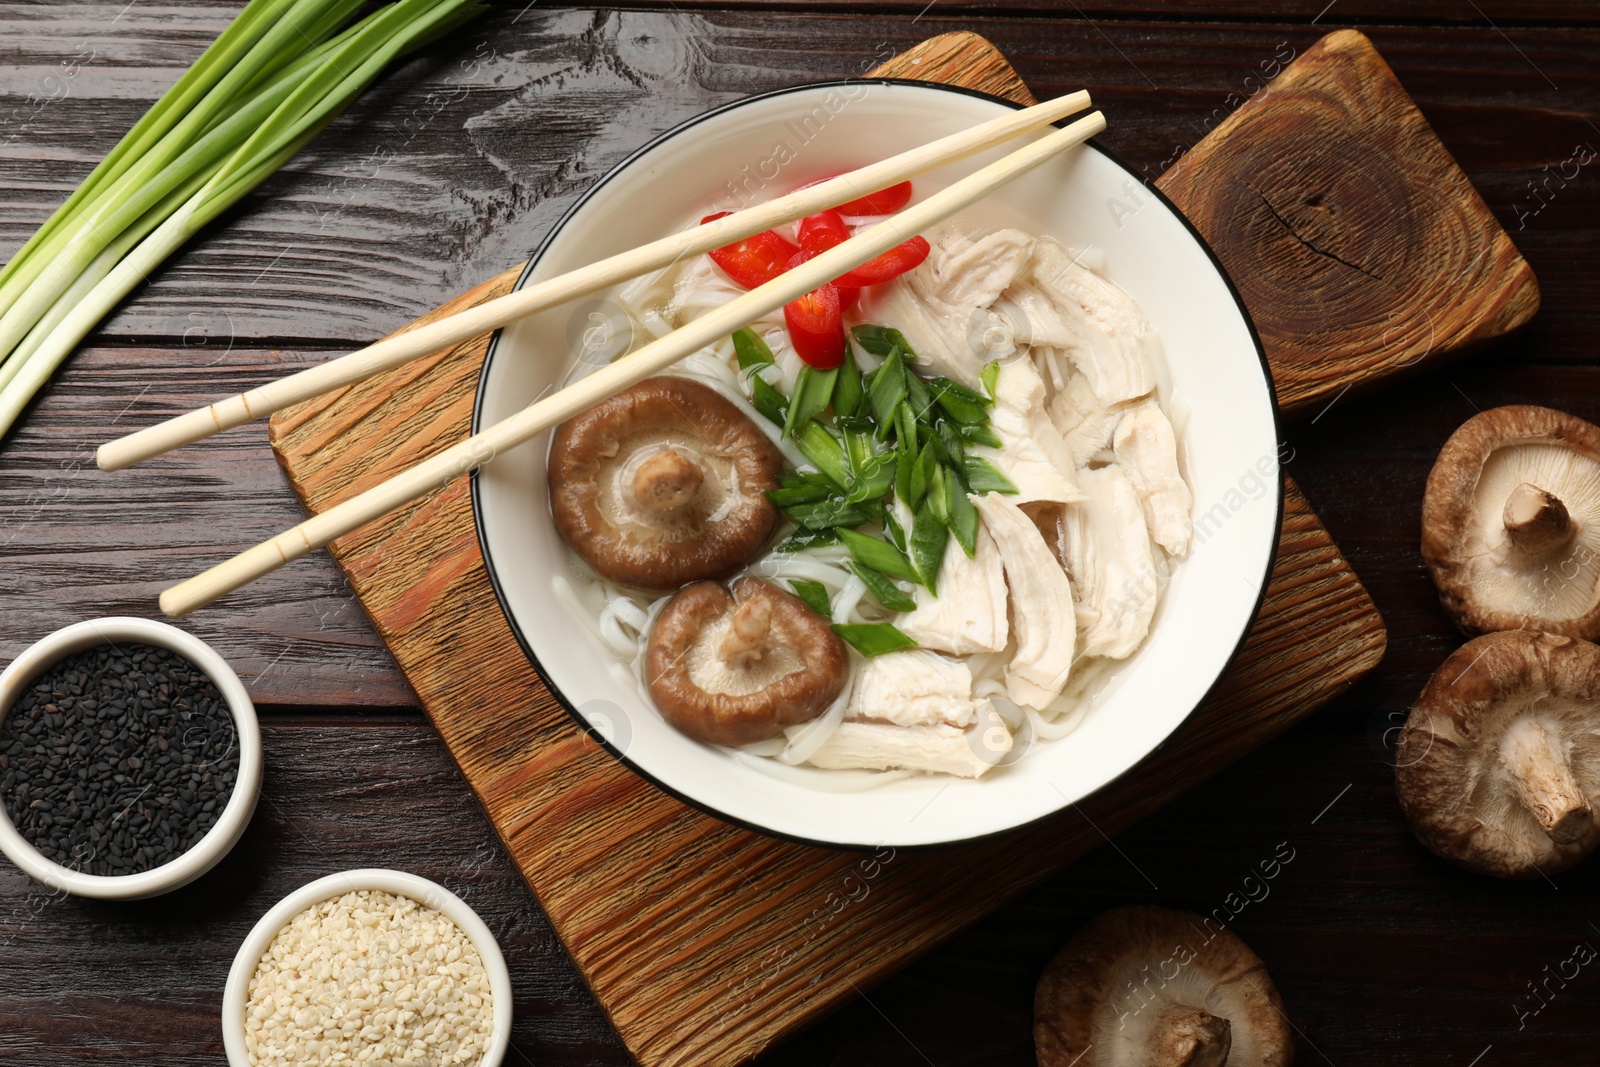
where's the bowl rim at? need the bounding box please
[0,616,263,899]
[470,77,1283,850]
[219,867,513,1067]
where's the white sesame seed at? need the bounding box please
[243,890,493,1066]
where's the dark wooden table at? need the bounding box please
[3,2,1598,1063]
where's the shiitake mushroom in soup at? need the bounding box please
[645,577,849,747]
[548,376,782,591]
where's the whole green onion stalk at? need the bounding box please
[0,0,484,439]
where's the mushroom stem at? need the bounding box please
[633,448,705,513]
[1503,482,1576,555]
[719,596,773,669]
[1499,717,1593,845]
[1151,1007,1232,1067]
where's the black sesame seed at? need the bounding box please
[0,643,240,878]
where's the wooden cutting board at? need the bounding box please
[267,29,1532,1067]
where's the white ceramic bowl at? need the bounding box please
[221,868,513,1067]
[0,616,262,898]
[473,80,1281,848]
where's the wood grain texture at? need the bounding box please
[0,345,415,708]
[1156,28,1540,417]
[3,6,1593,351]
[265,33,1390,1066]
[1,7,1595,1066]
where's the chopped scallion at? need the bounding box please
[849,563,917,612]
[783,363,838,439]
[832,622,918,657]
[832,343,865,419]
[837,528,921,583]
[749,372,788,427]
[792,419,851,488]
[928,376,991,424]
[946,474,980,557]
[957,422,1003,449]
[963,455,1019,494]
[850,324,915,360]
[774,528,842,553]
[981,359,1001,399]
[733,326,775,370]
[867,349,907,428]
[785,497,874,530]
[788,578,834,617]
[909,496,950,592]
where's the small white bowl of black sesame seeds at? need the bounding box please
[0,616,261,899]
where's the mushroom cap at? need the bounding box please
[646,576,848,746]
[1396,630,1600,879]
[549,376,782,592]
[1422,405,1600,637]
[1035,905,1293,1067]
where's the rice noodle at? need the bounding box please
[776,668,855,765]
[725,748,916,792]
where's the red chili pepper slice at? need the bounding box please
[797,209,850,254]
[830,235,931,288]
[781,252,845,370]
[700,211,799,290]
[785,247,859,308]
[792,177,914,216]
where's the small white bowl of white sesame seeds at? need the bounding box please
[221,868,512,1067]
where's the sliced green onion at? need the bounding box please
[938,421,968,478]
[867,349,906,428]
[792,420,850,488]
[928,465,950,525]
[891,392,914,448]
[749,373,788,426]
[832,622,918,657]
[783,364,837,440]
[929,377,991,424]
[904,369,936,424]
[946,473,980,558]
[733,326,775,370]
[882,507,908,554]
[775,528,842,553]
[838,528,920,584]
[766,482,834,508]
[785,497,874,530]
[917,422,954,468]
[841,420,875,470]
[963,456,1019,494]
[909,496,950,592]
[788,578,834,617]
[846,454,896,504]
[850,563,917,612]
[981,360,1001,399]
[906,440,939,513]
[832,344,865,419]
[894,442,916,504]
[850,324,915,360]
[957,422,1003,449]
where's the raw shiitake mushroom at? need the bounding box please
[1422,405,1600,637]
[1396,630,1600,879]
[1035,905,1293,1067]
[645,576,848,746]
[548,376,782,592]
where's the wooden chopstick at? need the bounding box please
[96,90,1093,473]
[159,109,1106,617]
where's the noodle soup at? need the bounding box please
[547,206,1191,785]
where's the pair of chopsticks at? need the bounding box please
[99,92,1105,617]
